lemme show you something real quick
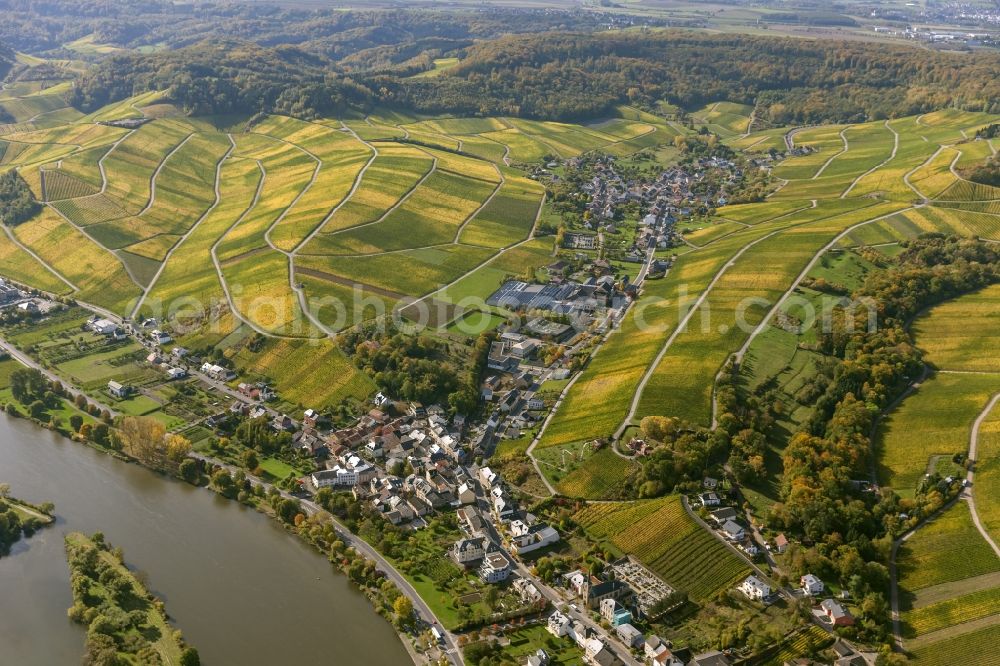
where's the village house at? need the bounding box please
[107,380,131,399]
[272,414,295,432]
[302,408,320,428]
[739,575,771,602]
[0,281,21,305]
[564,570,588,597]
[570,620,589,649]
[311,456,376,488]
[456,482,476,505]
[547,610,572,638]
[689,650,732,666]
[498,389,520,413]
[510,338,539,360]
[821,599,854,627]
[721,520,745,541]
[584,638,618,666]
[488,341,516,371]
[229,401,250,417]
[644,636,685,666]
[512,577,543,604]
[371,493,414,526]
[526,649,550,666]
[238,382,261,400]
[457,505,488,535]
[296,429,327,458]
[615,623,644,649]
[479,551,511,584]
[699,492,721,507]
[200,362,232,381]
[479,466,498,489]
[774,534,789,554]
[800,574,824,596]
[365,438,385,459]
[451,537,487,566]
[491,486,515,520]
[509,519,560,555]
[710,507,738,525]
[89,318,119,336]
[600,598,633,627]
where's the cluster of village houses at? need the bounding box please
[479,329,574,450]
[293,402,813,666]
[0,278,63,316]
[561,158,679,263]
[15,287,865,666]
[66,245,855,666]
[698,484,857,642]
[544,557,684,665]
[696,481,769,560]
[81,314,199,399]
[535,559,856,666]
[567,153,751,256]
[0,280,61,316]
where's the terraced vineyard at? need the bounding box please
[887,284,1000,658]
[3,82,1000,470]
[574,496,750,601]
[732,234,1000,658]
[877,372,1000,494]
[530,105,1000,503]
[760,625,834,666]
[911,623,1000,665]
[692,102,754,138]
[977,404,1000,548]
[3,87,1000,440]
[903,587,1000,638]
[0,85,690,407]
[912,283,1000,374]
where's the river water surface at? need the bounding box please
[0,414,409,665]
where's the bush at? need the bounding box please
[0,170,39,227]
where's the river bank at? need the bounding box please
[0,489,54,556]
[65,531,197,665]
[0,306,459,664]
[0,412,413,665]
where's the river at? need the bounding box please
[0,414,409,665]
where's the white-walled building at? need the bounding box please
[452,537,487,566]
[739,575,771,601]
[800,574,824,596]
[479,551,512,584]
[547,611,571,638]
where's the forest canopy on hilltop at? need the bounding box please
[388,31,1000,121]
[0,42,14,81]
[0,1,610,58]
[69,41,375,118]
[69,30,1000,124]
